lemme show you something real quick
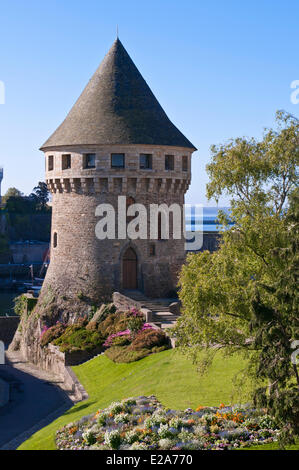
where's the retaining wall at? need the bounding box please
[0,316,20,345]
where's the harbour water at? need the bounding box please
[0,292,18,316]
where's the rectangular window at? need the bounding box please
[149,244,156,256]
[140,154,152,169]
[165,155,174,171]
[182,156,188,172]
[111,153,125,168]
[62,154,71,170]
[48,155,54,171]
[83,153,96,169]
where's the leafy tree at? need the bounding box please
[173,111,299,446]
[2,187,23,204]
[30,182,50,210]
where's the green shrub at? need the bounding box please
[110,335,131,347]
[14,294,37,317]
[129,329,170,351]
[40,323,67,347]
[105,346,149,363]
[98,312,132,338]
[53,324,104,353]
[126,316,144,335]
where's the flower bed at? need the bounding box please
[56,396,279,450]
[39,307,171,364]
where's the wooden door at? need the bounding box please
[122,248,137,289]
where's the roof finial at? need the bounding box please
[116,25,119,39]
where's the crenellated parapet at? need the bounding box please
[46,175,190,195]
[44,145,192,196]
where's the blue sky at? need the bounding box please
[0,0,298,205]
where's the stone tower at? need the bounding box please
[40,39,196,320]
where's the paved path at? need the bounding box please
[0,352,73,450]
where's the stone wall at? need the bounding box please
[10,241,49,264]
[19,340,65,381]
[112,292,142,311]
[0,316,20,345]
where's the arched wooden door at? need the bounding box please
[122,247,137,290]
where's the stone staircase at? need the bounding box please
[121,290,180,330]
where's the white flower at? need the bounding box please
[125,430,139,444]
[130,442,147,450]
[158,438,173,450]
[114,413,129,424]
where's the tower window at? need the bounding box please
[62,154,71,170]
[158,212,162,240]
[149,244,156,256]
[48,155,54,171]
[53,232,58,248]
[83,153,96,169]
[182,156,188,172]
[165,155,174,171]
[140,154,152,169]
[111,153,125,168]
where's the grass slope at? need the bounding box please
[18,349,297,450]
[19,349,249,450]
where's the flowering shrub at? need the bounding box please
[38,304,168,364]
[40,322,67,347]
[103,330,132,347]
[104,430,121,449]
[56,396,280,450]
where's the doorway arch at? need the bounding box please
[122,247,137,290]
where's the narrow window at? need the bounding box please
[111,153,125,168]
[53,232,58,248]
[149,244,156,256]
[140,154,152,169]
[182,156,188,172]
[165,155,174,171]
[48,155,54,171]
[62,154,71,170]
[83,153,96,169]
[158,212,162,240]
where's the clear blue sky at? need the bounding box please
[0,0,298,205]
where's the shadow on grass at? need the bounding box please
[62,401,96,416]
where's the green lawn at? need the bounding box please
[17,349,297,450]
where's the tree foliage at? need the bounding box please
[173,111,299,445]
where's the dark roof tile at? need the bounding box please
[41,39,196,150]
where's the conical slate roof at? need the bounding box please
[41,39,196,150]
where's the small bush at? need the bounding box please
[110,335,131,347]
[98,312,133,337]
[105,346,149,363]
[53,324,104,353]
[130,329,169,351]
[86,321,98,332]
[14,294,37,317]
[40,322,67,347]
[126,316,144,335]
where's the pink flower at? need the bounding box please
[103,329,131,347]
[40,325,49,338]
[142,323,154,331]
